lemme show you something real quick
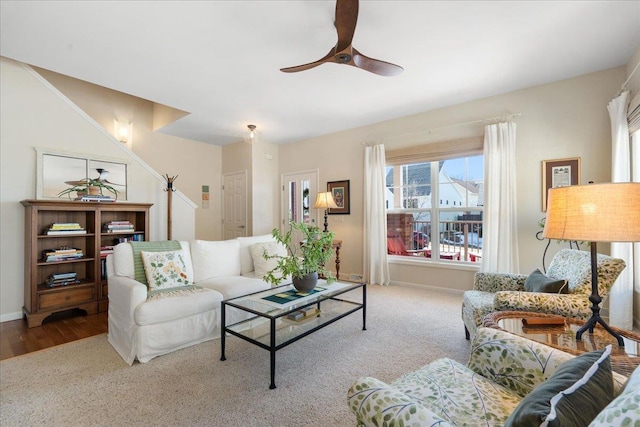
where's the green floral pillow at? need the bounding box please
[140,250,192,290]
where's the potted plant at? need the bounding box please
[58,169,120,200]
[58,178,119,200]
[263,221,335,291]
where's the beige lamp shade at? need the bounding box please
[543,182,640,242]
[313,192,338,209]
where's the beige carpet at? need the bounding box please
[0,285,470,427]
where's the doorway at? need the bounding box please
[222,171,247,239]
[281,170,319,242]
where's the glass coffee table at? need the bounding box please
[220,280,366,389]
[483,311,640,376]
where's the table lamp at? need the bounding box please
[313,192,338,232]
[543,182,640,346]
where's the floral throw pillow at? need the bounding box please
[140,250,192,290]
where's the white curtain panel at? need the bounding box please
[481,121,520,273]
[608,91,634,330]
[363,144,390,286]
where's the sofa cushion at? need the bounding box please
[198,275,270,300]
[237,234,276,275]
[249,241,287,278]
[140,249,192,290]
[524,269,568,294]
[113,241,192,280]
[191,239,241,282]
[589,364,640,426]
[505,345,614,427]
[390,358,521,425]
[134,287,223,326]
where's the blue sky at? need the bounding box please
[442,155,484,182]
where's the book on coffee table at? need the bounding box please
[522,317,565,326]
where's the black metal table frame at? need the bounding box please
[220,283,366,389]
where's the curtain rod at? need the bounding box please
[618,61,640,95]
[362,112,522,145]
[422,112,522,134]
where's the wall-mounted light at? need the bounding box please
[114,119,133,144]
[243,124,259,144]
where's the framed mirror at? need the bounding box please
[36,149,129,201]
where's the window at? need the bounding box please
[386,155,484,263]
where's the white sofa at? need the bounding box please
[107,234,280,365]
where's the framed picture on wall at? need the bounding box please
[541,157,581,212]
[327,180,350,215]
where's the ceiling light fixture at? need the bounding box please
[243,124,259,144]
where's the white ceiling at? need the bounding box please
[1,1,639,146]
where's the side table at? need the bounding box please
[483,311,640,376]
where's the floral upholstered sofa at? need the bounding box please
[461,249,625,340]
[348,327,636,427]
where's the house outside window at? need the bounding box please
[386,155,484,263]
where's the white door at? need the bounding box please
[223,171,247,239]
[281,170,319,243]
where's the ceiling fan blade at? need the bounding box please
[280,48,336,73]
[352,48,404,77]
[334,0,358,52]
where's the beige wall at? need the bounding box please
[279,66,626,294]
[251,141,280,236]
[34,68,222,241]
[221,140,280,237]
[1,54,633,323]
[0,58,198,321]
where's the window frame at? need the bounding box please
[386,155,484,265]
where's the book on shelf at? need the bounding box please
[113,234,144,244]
[46,272,80,287]
[49,223,83,230]
[51,272,77,280]
[76,195,115,202]
[46,278,81,287]
[100,258,108,280]
[103,221,135,232]
[45,229,87,235]
[100,245,115,256]
[42,248,84,262]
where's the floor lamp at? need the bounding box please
[543,182,640,346]
[313,192,338,232]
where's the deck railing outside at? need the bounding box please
[411,220,483,262]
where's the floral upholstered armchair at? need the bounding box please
[461,249,625,340]
[348,327,629,426]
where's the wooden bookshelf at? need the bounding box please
[21,200,151,327]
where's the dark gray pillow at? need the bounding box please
[504,346,614,427]
[524,269,567,293]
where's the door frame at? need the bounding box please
[280,169,320,232]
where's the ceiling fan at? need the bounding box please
[280,0,403,77]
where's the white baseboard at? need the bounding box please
[1,311,23,323]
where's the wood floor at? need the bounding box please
[0,309,108,361]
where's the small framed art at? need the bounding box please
[541,157,581,212]
[327,180,350,215]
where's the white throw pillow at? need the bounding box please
[190,239,241,282]
[249,241,288,278]
[237,234,276,275]
[140,250,192,290]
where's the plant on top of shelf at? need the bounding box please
[58,168,120,200]
[263,221,335,291]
